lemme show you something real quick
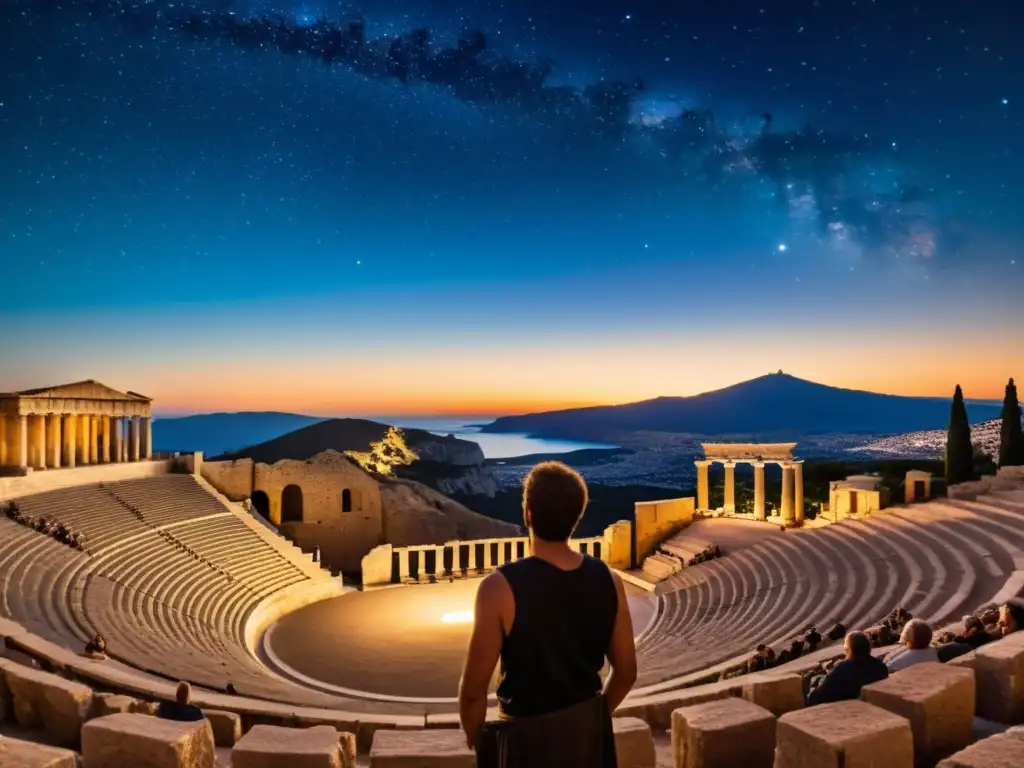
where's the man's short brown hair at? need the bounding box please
[522,461,588,542]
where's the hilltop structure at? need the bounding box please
[0,381,153,473]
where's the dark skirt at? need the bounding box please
[476,695,617,768]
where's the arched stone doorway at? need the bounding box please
[281,484,304,523]
[342,488,352,513]
[251,491,271,521]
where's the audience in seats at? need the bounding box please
[460,462,635,768]
[826,622,846,642]
[805,631,888,706]
[4,502,87,551]
[998,601,1024,636]
[83,635,107,660]
[157,682,205,723]
[883,619,939,672]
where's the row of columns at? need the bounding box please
[0,413,152,472]
[394,536,608,581]
[696,459,805,526]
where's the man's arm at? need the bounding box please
[459,572,509,749]
[603,571,637,714]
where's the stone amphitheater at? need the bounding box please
[2,384,1024,766]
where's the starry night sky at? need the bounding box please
[1,0,1021,415]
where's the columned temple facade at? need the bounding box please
[695,442,805,526]
[0,381,153,475]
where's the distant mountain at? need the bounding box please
[153,412,326,456]
[211,418,498,497]
[481,373,1003,440]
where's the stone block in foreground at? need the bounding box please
[937,725,1024,767]
[612,716,656,768]
[81,712,215,768]
[861,661,974,766]
[742,673,805,717]
[3,661,94,748]
[232,724,341,768]
[775,699,913,768]
[671,696,775,768]
[973,631,1024,723]
[369,729,474,768]
[204,709,243,748]
[0,735,79,768]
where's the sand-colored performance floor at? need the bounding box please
[266,578,657,700]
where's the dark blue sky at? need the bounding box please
[1,0,1021,413]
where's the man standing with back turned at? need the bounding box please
[459,461,637,767]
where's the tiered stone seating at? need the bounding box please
[633,485,1024,692]
[0,477,345,708]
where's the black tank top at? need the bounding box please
[496,555,618,719]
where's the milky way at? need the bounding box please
[21,0,943,263]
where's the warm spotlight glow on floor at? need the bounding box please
[440,610,474,625]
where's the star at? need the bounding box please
[1002,98,1009,105]
[777,243,787,252]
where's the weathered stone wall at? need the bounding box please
[603,520,633,570]
[634,497,695,563]
[254,452,384,573]
[202,458,255,501]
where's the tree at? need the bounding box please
[945,385,975,485]
[1000,377,1024,467]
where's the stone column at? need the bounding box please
[46,414,61,468]
[128,417,140,462]
[77,414,91,465]
[468,543,478,572]
[99,416,110,463]
[398,549,410,581]
[89,415,100,464]
[793,461,805,524]
[695,460,711,511]
[141,416,152,460]
[62,414,76,468]
[752,461,766,521]
[781,463,796,527]
[722,461,736,514]
[0,414,7,467]
[29,414,46,469]
[12,415,28,471]
[111,417,123,463]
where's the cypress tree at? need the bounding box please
[946,384,975,485]
[1000,377,1024,467]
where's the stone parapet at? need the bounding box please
[671,696,775,768]
[861,661,975,766]
[611,717,656,768]
[369,729,474,767]
[3,661,94,748]
[973,630,1024,722]
[937,725,1024,767]
[232,724,343,768]
[82,713,215,768]
[775,700,913,768]
[741,673,805,717]
[0,735,79,768]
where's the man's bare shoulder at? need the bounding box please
[477,570,512,601]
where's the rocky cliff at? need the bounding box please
[379,477,520,546]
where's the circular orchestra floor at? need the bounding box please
[265,577,657,701]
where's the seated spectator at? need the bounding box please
[804,626,822,652]
[883,619,938,672]
[958,615,995,648]
[982,608,1001,635]
[806,631,888,706]
[998,602,1024,636]
[827,622,846,641]
[157,682,204,722]
[937,615,994,662]
[84,634,107,660]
